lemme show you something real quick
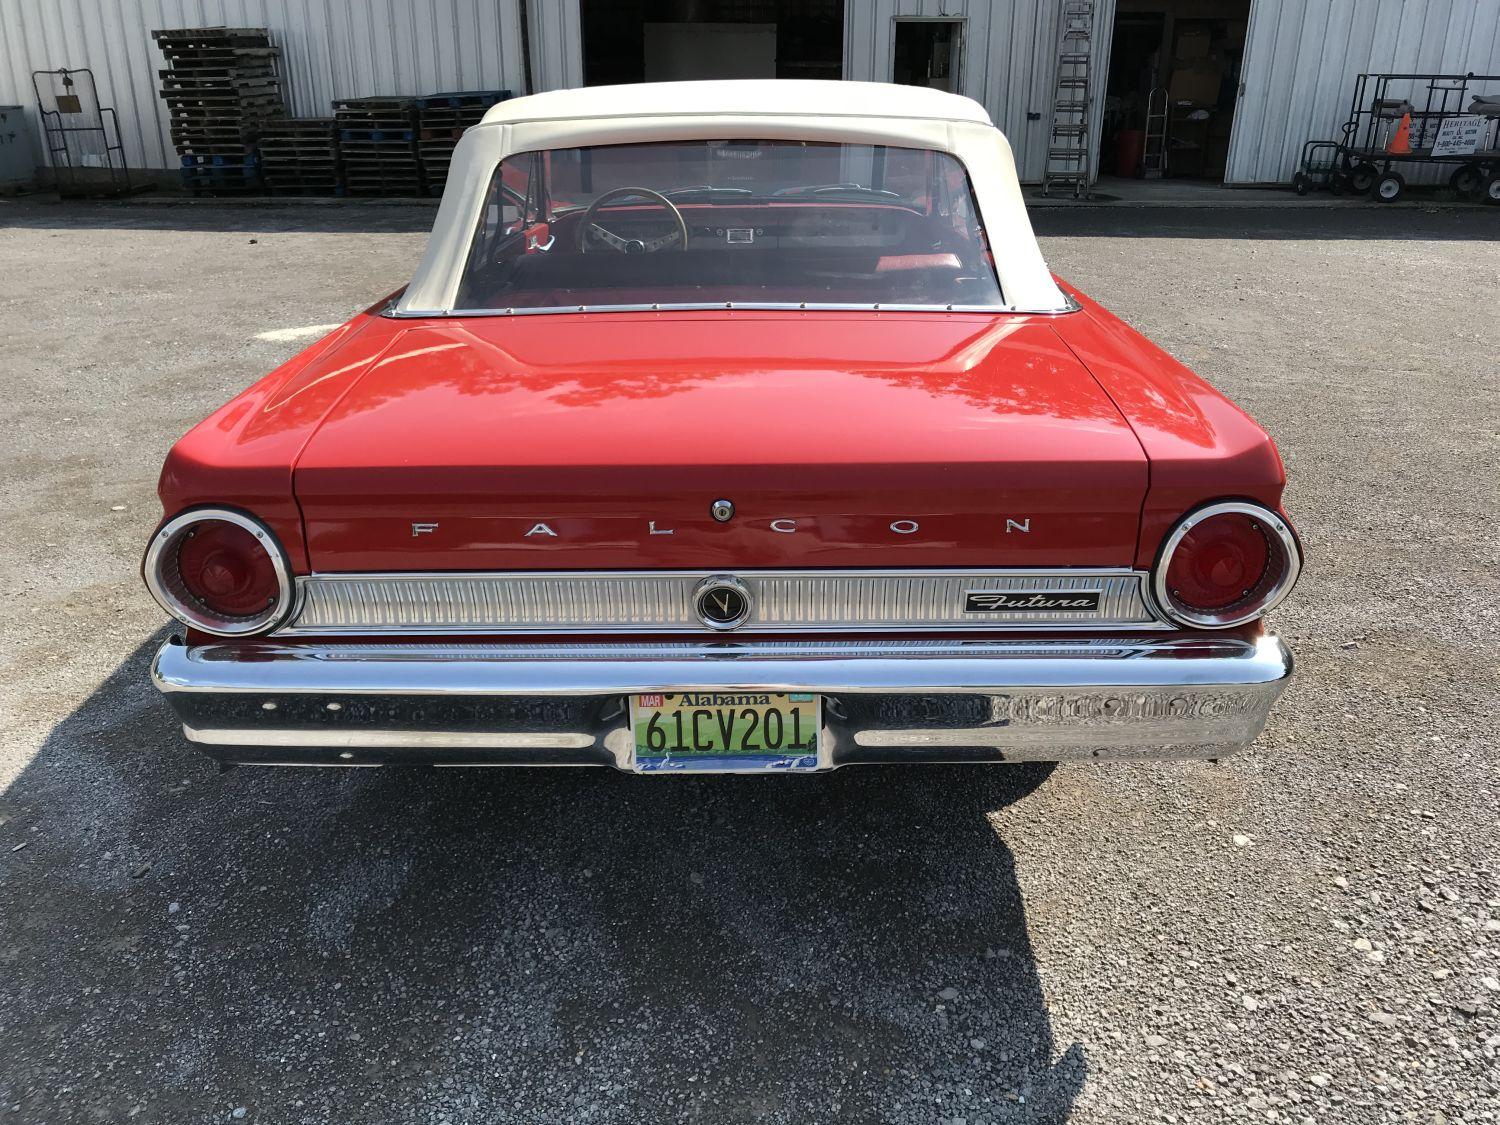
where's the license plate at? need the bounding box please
[629,692,821,773]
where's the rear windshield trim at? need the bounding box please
[457,139,1007,312]
[386,299,1080,319]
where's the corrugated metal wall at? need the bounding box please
[842,0,1500,187]
[842,0,1053,180]
[528,0,585,91]
[6,0,1497,185]
[501,0,1062,173]
[0,0,526,172]
[1227,0,1500,183]
[840,1,1119,183]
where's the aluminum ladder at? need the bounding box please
[1142,86,1168,179]
[1042,0,1096,197]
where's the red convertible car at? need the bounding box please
[146,80,1300,773]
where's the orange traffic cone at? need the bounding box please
[1387,112,1412,154]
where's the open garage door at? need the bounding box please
[1096,0,1254,188]
[581,0,842,86]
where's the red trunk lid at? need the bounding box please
[293,313,1147,570]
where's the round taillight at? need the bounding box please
[176,520,278,616]
[143,509,292,636]
[1154,502,1300,629]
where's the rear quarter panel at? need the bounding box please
[156,304,400,571]
[1051,279,1289,569]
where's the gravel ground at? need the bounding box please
[0,200,1496,1125]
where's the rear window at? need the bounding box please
[455,139,1003,311]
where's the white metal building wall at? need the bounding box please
[523,0,1076,180]
[1227,0,1500,183]
[527,0,585,91]
[7,0,1497,186]
[0,0,527,172]
[843,0,1042,180]
[840,1,1119,184]
[843,0,1500,187]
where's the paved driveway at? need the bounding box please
[1,201,1496,1124]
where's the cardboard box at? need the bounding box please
[1171,64,1223,106]
[1175,28,1212,60]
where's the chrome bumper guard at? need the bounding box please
[151,634,1292,770]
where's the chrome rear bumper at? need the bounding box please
[151,634,1292,770]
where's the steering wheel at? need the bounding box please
[576,186,689,254]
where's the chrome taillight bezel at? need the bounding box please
[1153,501,1301,629]
[143,507,294,637]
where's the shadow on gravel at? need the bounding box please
[0,636,1086,1124]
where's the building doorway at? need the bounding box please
[581,0,843,86]
[1098,0,1252,185]
[892,19,964,93]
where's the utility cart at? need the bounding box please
[1293,71,1500,203]
[32,68,152,198]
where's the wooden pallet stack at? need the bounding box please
[152,27,285,194]
[334,97,422,195]
[415,90,510,194]
[259,119,342,195]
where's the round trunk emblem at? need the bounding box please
[693,574,751,630]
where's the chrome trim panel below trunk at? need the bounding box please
[281,568,1164,636]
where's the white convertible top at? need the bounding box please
[479,79,994,126]
[397,79,1070,315]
